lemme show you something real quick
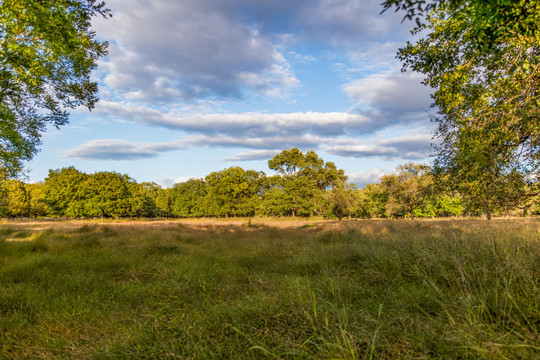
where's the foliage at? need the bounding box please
[393,1,540,219]
[381,163,432,219]
[0,0,110,176]
[4,179,29,217]
[155,187,171,218]
[205,167,265,217]
[268,148,347,190]
[79,171,132,218]
[44,166,88,217]
[170,179,208,218]
[268,148,347,217]
[356,183,389,218]
[325,183,358,220]
[27,182,48,217]
[130,182,162,218]
[382,0,540,40]
[420,193,463,218]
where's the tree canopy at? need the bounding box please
[385,0,540,212]
[0,0,110,177]
[382,0,540,41]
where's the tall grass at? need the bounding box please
[0,219,538,359]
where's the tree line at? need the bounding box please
[1,148,538,220]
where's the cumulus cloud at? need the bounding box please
[65,1,435,168]
[94,0,300,103]
[91,0,414,104]
[298,0,409,46]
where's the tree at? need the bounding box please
[268,148,346,190]
[4,179,29,217]
[389,1,540,219]
[358,183,389,218]
[27,182,48,218]
[382,0,540,40]
[382,163,432,220]
[326,183,358,220]
[268,148,347,217]
[261,177,290,217]
[130,182,161,218]
[80,172,132,218]
[170,179,208,218]
[45,166,88,217]
[205,167,265,217]
[0,0,110,176]
[155,187,171,218]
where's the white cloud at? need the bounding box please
[61,139,185,160]
[160,176,202,188]
[220,150,282,162]
[62,132,432,163]
[325,134,432,161]
[343,70,432,127]
[298,0,408,46]
[94,100,431,138]
[347,168,395,186]
[60,1,436,172]
[94,0,300,103]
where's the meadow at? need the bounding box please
[0,218,538,359]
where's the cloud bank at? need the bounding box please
[63,0,434,169]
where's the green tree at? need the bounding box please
[382,0,540,39]
[205,167,265,218]
[326,183,357,220]
[382,163,432,220]
[170,179,208,218]
[0,0,110,176]
[358,183,389,218]
[392,1,540,219]
[44,166,87,217]
[268,148,347,217]
[27,182,48,218]
[155,187,171,218]
[130,182,161,218]
[80,171,132,218]
[5,179,29,217]
[268,148,346,190]
[261,180,290,217]
[0,172,8,217]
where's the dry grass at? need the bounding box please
[0,218,538,359]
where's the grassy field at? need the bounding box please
[0,218,538,359]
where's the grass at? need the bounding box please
[0,218,538,359]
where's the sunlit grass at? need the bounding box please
[0,219,538,359]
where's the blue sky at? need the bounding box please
[27,0,435,187]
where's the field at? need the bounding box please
[0,218,538,359]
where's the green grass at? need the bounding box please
[0,219,538,359]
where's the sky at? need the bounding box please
[27,0,436,187]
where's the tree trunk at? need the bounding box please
[486,208,491,221]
